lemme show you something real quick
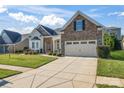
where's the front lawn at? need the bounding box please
[0,54,56,68]
[111,50,124,60]
[0,68,21,79]
[96,84,124,88]
[97,58,124,79]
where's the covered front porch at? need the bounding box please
[44,35,61,54]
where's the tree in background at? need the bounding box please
[103,33,115,50]
[104,32,122,50]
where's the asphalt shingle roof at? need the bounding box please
[41,25,58,35]
[3,30,22,43]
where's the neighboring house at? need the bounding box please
[28,24,59,53]
[103,27,121,40]
[121,35,124,49]
[0,11,121,57]
[0,30,22,53]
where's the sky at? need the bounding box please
[0,5,124,35]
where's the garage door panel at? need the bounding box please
[65,40,97,57]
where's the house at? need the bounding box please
[0,30,22,53]
[121,35,124,49]
[103,27,121,40]
[0,11,121,57]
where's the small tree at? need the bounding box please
[104,32,122,51]
[103,33,115,50]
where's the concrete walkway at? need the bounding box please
[0,64,33,72]
[0,57,97,88]
[96,76,124,87]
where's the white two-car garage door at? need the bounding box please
[65,40,97,57]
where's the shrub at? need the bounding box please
[53,52,57,56]
[23,47,29,51]
[32,51,38,55]
[48,51,53,55]
[15,50,23,54]
[57,53,62,57]
[97,46,110,58]
[23,49,31,55]
[23,50,28,55]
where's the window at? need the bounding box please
[36,42,39,48]
[73,42,79,44]
[110,32,115,36]
[57,40,59,49]
[89,41,95,44]
[66,42,72,45]
[74,20,85,31]
[81,42,87,44]
[32,42,35,48]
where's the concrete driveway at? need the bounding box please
[1,57,97,88]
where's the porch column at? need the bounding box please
[53,39,55,52]
[59,39,61,54]
[41,37,44,53]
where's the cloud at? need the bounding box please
[8,12,39,23]
[7,26,34,34]
[40,14,66,28]
[89,8,99,12]
[108,12,120,16]
[88,14,103,18]
[89,7,107,12]
[108,11,124,16]
[0,5,7,13]
[11,6,74,18]
[119,12,124,16]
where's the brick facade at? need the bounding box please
[61,14,102,55]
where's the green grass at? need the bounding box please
[96,84,124,88]
[0,69,21,79]
[0,54,56,68]
[97,58,124,79]
[97,50,124,79]
[111,50,124,60]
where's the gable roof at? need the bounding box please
[0,36,6,44]
[62,11,105,30]
[54,28,63,34]
[34,25,57,36]
[106,27,121,30]
[3,30,22,43]
[41,25,57,35]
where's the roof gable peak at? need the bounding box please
[62,10,104,30]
